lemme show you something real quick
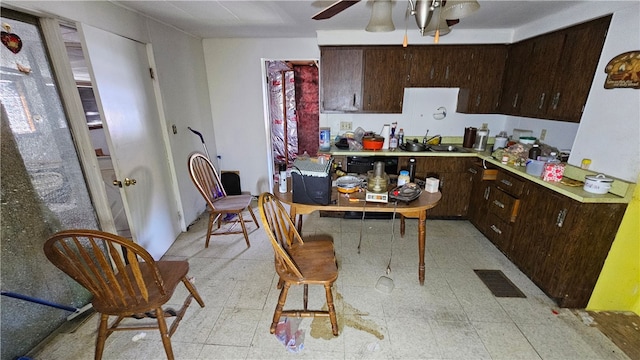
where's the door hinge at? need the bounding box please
[149,67,155,79]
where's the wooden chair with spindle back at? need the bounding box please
[43,229,205,360]
[258,192,339,336]
[188,152,259,248]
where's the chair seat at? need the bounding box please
[288,236,338,284]
[211,194,253,212]
[93,261,190,315]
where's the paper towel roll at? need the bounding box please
[381,124,390,150]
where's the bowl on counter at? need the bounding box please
[519,136,537,144]
[362,135,385,150]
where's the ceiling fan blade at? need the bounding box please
[446,19,460,27]
[312,0,361,20]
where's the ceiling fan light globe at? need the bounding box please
[441,0,480,20]
[366,0,395,32]
[423,8,451,37]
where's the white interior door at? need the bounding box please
[79,24,179,259]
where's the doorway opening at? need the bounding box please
[263,59,319,188]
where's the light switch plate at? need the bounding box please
[340,121,352,131]
[540,129,547,141]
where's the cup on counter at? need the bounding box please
[463,127,477,148]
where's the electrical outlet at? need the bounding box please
[482,123,488,129]
[540,129,547,141]
[340,121,352,131]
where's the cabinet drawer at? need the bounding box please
[486,213,513,252]
[495,171,525,197]
[488,186,520,222]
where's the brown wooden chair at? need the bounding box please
[188,152,259,248]
[258,192,339,336]
[44,229,205,360]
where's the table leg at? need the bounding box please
[290,208,301,233]
[418,210,426,285]
[400,215,405,238]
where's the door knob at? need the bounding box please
[113,178,137,187]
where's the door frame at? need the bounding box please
[41,18,184,238]
[40,18,117,234]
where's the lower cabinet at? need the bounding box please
[399,157,473,218]
[470,168,628,308]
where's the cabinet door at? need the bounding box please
[320,47,363,112]
[546,201,626,307]
[511,183,575,295]
[499,41,533,115]
[422,158,473,218]
[546,15,611,122]
[362,47,408,113]
[518,32,566,118]
[467,163,496,232]
[458,45,508,114]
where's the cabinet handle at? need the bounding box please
[468,167,478,175]
[407,74,410,82]
[538,93,546,109]
[552,92,561,110]
[500,179,513,187]
[475,94,481,107]
[493,200,505,209]
[556,208,567,227]
[512,93,519,108]
[490,224,502,234]
[445,66,450,80]
[484,186,490,200]
[430,67,435,79]
[353,93,356,107]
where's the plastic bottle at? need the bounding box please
[278,163,287,193]
[397,128,404,145]
[408,158,416,182]
[389,135,398,151]
[398,170,410,186]
[335,161,346,177]
[528,144,541,160]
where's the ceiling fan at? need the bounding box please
[312,0,361,21]
[312,0,478,40]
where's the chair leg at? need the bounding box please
[205,212,216,248]
[94,313,109,360]
[270,282,290,334]
[303,284,309,311]
[237,212,251,247]
[182,277,205,308]
[247,206,260,229]
[324,284,339,336]
[156,306,175,360]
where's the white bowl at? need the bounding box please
[519,137,536,144]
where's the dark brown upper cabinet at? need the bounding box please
[499,15,611,122]
[320,47,364,112]
[545,15,611,122]
[457,45,508,114]
[362,47,410,113]
[319,15,610,120]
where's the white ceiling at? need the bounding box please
[110,0,592,38]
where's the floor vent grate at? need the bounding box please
[474,270,526,298]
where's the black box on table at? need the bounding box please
[291,158,332,205]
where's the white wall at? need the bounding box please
[570,5,640,182]
[321,89,580,151]
[202,38,320,195]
